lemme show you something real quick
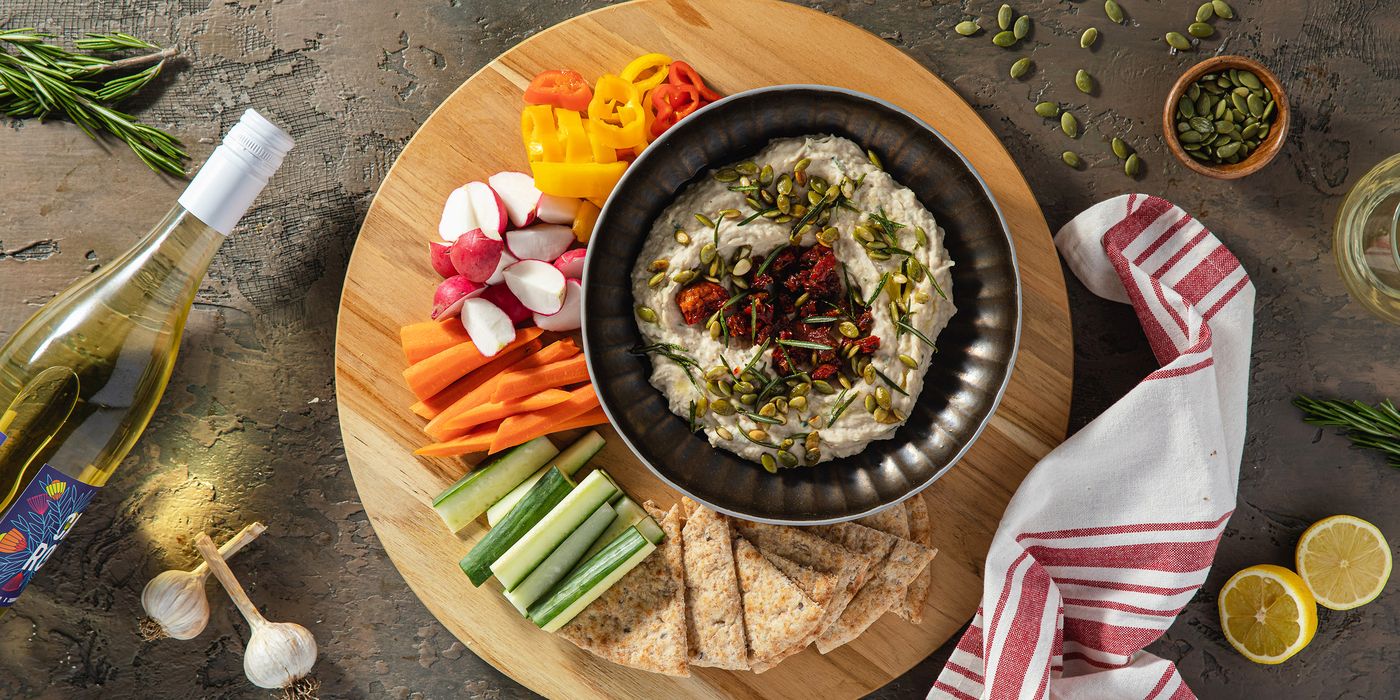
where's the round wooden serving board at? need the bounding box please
[334,1,1073,698]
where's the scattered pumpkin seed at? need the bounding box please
[1075,69,1093,94]
[1195,2,1213,22]
[760,454,777,472]
[714,168,739,182]
[695,213,715,228]
[864,395,878,413]
[1080,27,1098,48]
[791,382,811,398]
[811,380,834,395]
[759,403,777,418]
[699,244,717,264]
[1035,101,1060,118]
[998,3,1013,30]
[899,354,918,369]
[739,393,758,405]
[1189,22,1214,38]
[1166,32,1192,51]
[1014,15,1030,39]
[790,395,808,411]
[672,270,696,284]
[712,399,735,416]
[838,321,860,338]
[648,271,665,287]
[873,407,891,423]
[1104,0,1123,23]
[993,30,1017,47]
[636,305,656,322]
[1010,57,1031,79]
[716,427,732,440]
[1212,0,1233,19]
[674,229,690,245]
[695,396,709,416]
[648,259,670,273]
[734,380,755,394]
[867,149,883,169]
[1111,137,1130,159]
[732,258,753,276]
[1062,151,1082,168]
[955,20,980,36]
[1125,153,1140,177]
[735,161,759,175]
[1061,112,1079,138]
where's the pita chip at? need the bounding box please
[814,537,936,653]
[808,521,896,583]
[856,505,909,540]
[732,537,826,668]
[679,497,747,670]
[747,552,840,673]
[896,495,935,623]
[557,502,689,676]
[732,520,872,634]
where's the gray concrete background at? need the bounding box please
[0,0,1396,698]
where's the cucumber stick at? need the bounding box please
[503,501,616,614]
[485,430,606,526]
[432,437,559,533]
[491,470,619,591]
[529,527,656,632]
[576,496,647,566]
[459,467,573,587]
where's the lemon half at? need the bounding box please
[1218,564,1317,664]
[1296,515,1392,610]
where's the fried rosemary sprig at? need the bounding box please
[1295,396,1400,468]
[0,29,188,176]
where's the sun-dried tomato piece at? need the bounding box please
[812,363,840,380]
[675,281,729,325]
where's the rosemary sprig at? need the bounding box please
[739,209,774,226]
[872,365,909,396]
[631,343,702,392]
[866,271,891,308]
[1295,396,1400,468]
[754,243,787,279]
[896,320,939,351]
[829,389,857,426]
[739,338,771,377]
[0,29,188,176]
[803,316,838,324]
[777,338,834,351]
[740,426,782,449]
[738,409,784,426]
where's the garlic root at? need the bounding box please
[195,532,319,699]
[140,522,267,641]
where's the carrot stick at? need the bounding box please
[551,406,610,433]
[412,419,504,457]
[491,354,590,404]
[401,319,471,365]
[513,338,578,370]
[489,384,599,454]
[402,328,544,400]
[443,388,573,431]
[421,338,580,438]
[409,340,541,419]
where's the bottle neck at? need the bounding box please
[102,205,225,313]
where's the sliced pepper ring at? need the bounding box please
[620,53,672,93]
[668,60,721,102]
[523,70,593,112]
[588,74,648,149]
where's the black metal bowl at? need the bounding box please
[581,85,1020,524]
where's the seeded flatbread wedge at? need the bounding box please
[896,495,934,623]
[557,502,689,676]
[813,537,936,653]
[748,552,840,673]
[679,497,747,670]
[732,520,872,634]
[732,536,826,668]
[856,505,910,540]
[808,521,897,566]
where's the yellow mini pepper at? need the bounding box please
[531,161,629,200]
[520,105,563,163]
[588,74,648,150]
[620,53,672,93]
[553,108,592,164]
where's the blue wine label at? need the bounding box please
[0,435,100,607]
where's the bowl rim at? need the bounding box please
[1162,55,1289,180]
[580,83,1022,523]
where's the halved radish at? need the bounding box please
[480,283,531,324]
[503,260,566,315]
[429,241,456,278]
[505,224,575,262]
[438,186,480,242]
[465,181,507,239]
[553,248,586,279]
[486,251,518,286]
[534,279,582,331]
[450,229,505,283]
[536,194,580,225]
[431,275,486,320]
[488,171,542,228]
[461,298,517,357]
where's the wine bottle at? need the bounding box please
[0,109,293,618]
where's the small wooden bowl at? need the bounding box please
[1163,55,1289,180]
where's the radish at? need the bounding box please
[553,248,586,279]
[438,186,480,242]
[465,181,508,239]
[505,224,575,262]
[534,279,582,331]
[486,251,518,286]
[450,229,505,282]
[503,260,567,315]
[431,275,486,320]
[461,298,517,357]
[429,241,456,278]
[488,171,542,228]
[536,194,580,225]
[480,283,532,324]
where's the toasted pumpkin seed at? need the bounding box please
[716,427,733,440]
[838,374,852,391]
[672,270,697,285]
[803,449,821,464]
[791,383,811,398]
[777,450,798,468]
[1062,151,1082,168]
[867,149,883,169]
[759,402,777,418]
[998,4,1013,29]
[712,399,735,415]
[1111,137,1130,159]
[1010,57,1031,79]
[1081,27,1098,48]
[899,354,918,369]
[838,321,860,338]
[1035,101,1059,118]
[648,271,666,287]
[636,305,657,322]
[805,431,820,450]
[695,397,709,415]
[1061,112,1079,138]
[695,213,715,228]
[709,322,722,339]
[864,395,878,413]
[674,229,690,245]
[1166,32,1191,50]
[1014,15,1030,39]
[1195,2,1213,22]
[699,244,717,264]
[760,453,777,472]
[1212,0,1233,19]
[956,20,980,36]
[1105,0,1123,22]
[732,258,753,276]
[758,164,773,187]
[714,168,739,182]
[1125,153,1140,177]
[735,161,759,175]
[873,407,891,423]
[1189,22,1214,38]
[734,380,755,394]
[790,395,808,411]
[1076,69,1093,94]
[739,393,758,405]
[1238,71,1262,90]
[876,386,892,409]
[649,259,670,273]
[862,364,876,384]
[993,30,1017,47]
[811,380,834,395]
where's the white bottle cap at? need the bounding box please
[178,109,295,235]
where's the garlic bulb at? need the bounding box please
[195,532,319,700]
[140,522,267,640]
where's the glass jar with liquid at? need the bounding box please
[1335,153,1400,326]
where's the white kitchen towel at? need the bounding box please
[929,194,1255,700]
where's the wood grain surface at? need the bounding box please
[333,0,1073,697]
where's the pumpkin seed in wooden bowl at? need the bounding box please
[1163,55,1288,180]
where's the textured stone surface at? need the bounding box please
[1,0,1397,698]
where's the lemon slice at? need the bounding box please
[1295,515,1392,610]
[1218,564,1317,664]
